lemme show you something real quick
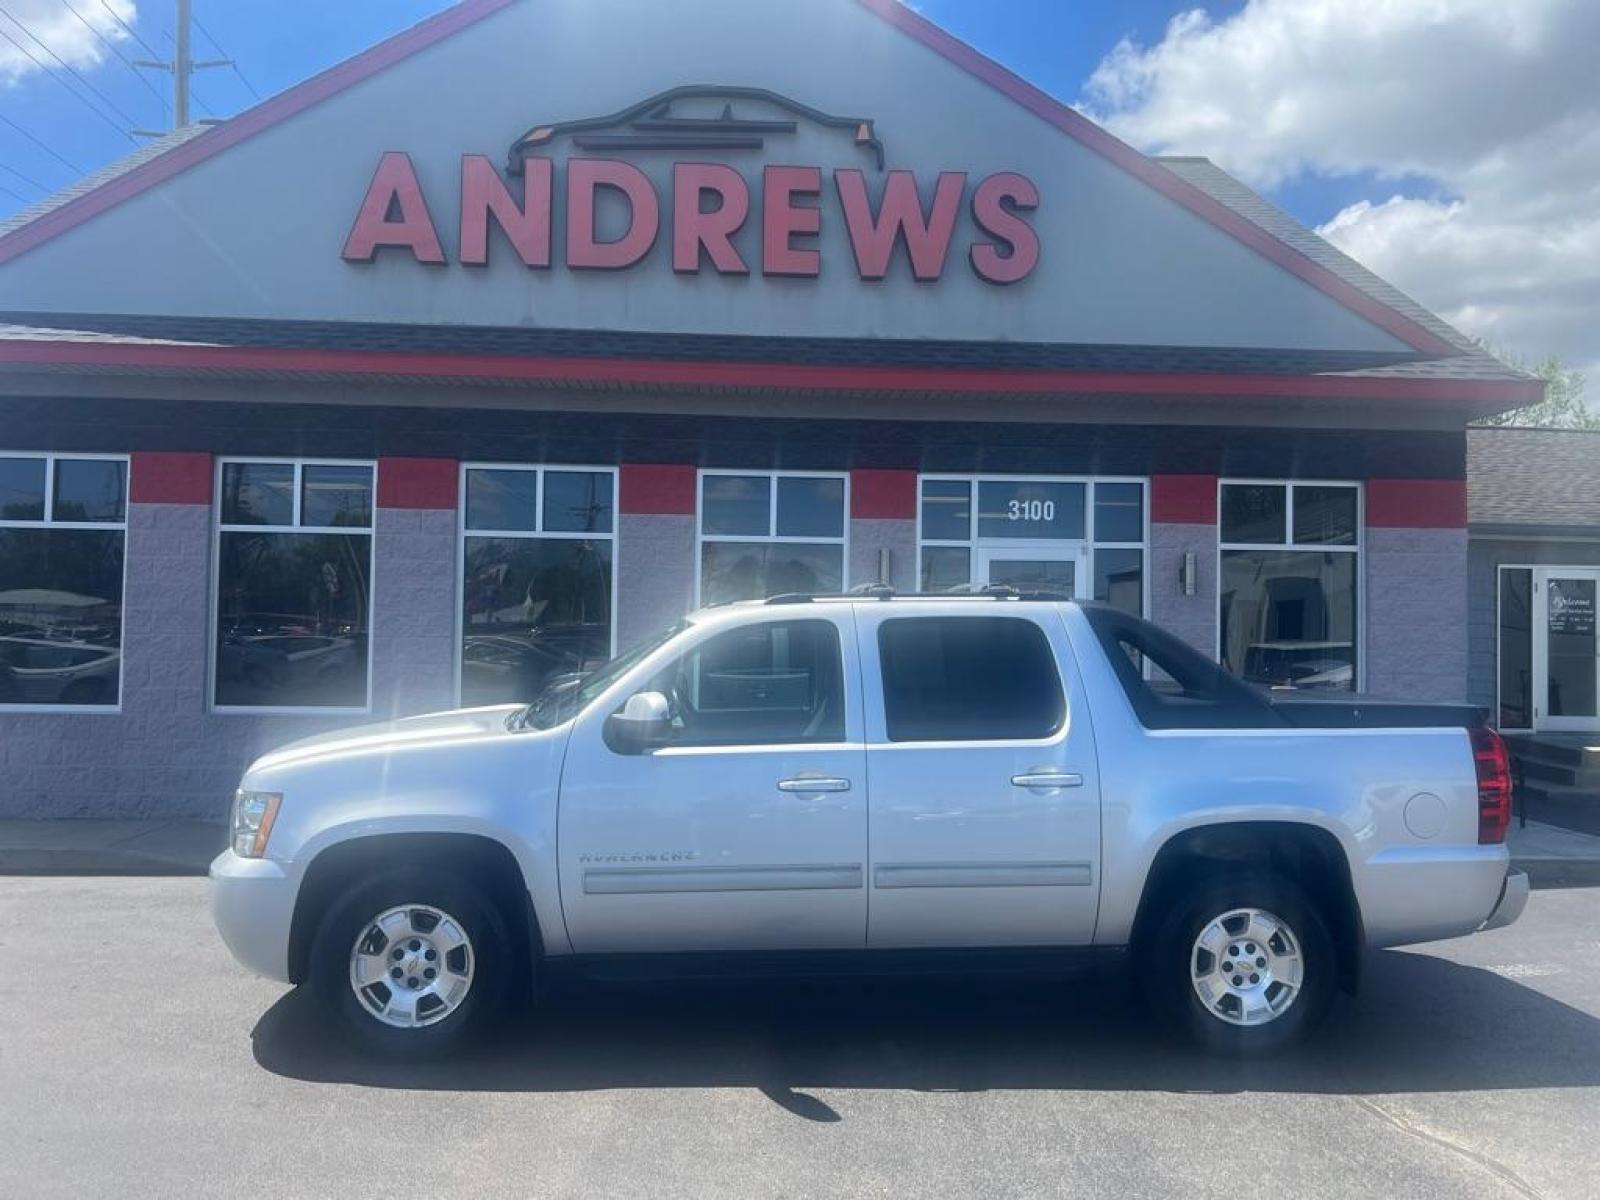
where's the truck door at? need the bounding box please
[558,611,868,953]
[855,603,1102,948]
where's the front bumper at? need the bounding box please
[209,850,297,983]
[1482,867,1531,931]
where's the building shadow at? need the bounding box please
[251,949,1600,1114]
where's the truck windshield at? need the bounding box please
[511,619,690,731]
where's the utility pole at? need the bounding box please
[132,0,232,133]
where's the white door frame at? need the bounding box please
[975,543,1090,598]
[1533,566,1600,733]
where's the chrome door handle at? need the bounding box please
[777,776,852,793]
[1011,772,1084,789]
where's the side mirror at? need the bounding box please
[603,690,673,754]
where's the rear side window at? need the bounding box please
[878,617,1064,742]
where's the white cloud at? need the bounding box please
[0,1,136,88]
[1081,0,1600,381]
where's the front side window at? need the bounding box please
[461,465,616,707]
[214,460,373,710]
[1219,481,1360,692]
[0,454,127,708]
[698,471,847,604]
[878,616,1064,742]
[643,619,845,746]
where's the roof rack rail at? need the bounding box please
[760,585,1075,605]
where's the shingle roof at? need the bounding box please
[1468,427,1600,528]
[1154,157,1528,384]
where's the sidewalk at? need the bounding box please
[2,816,1598,884]
[0,819,224,876]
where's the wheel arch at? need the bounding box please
[287,831,543,990]
[1129,820,1364,993]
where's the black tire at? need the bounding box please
[1142,869,1336,1056]
[309,866,513,1057]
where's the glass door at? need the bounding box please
[975,545,1088,598]
[1534,568,1600,732]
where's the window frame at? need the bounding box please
[210,456,377,715]
[0,451,130,713]
[455,462,620,708]
[694,469,851,606]
[1496,563,1536,733]
[915,473,1150,615]
[1216,478,1364,692]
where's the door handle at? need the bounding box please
[1011,772,1084,789]
[777,776,852,793]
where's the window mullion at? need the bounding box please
[42,456,55,523]
[291,463,303,528]
[534,468,545,534]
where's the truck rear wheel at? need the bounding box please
[1143,870,1336,1056]
[308,867,512,1056]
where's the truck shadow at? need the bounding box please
[251,948,1600,1110]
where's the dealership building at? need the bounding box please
[0,0,1552,818]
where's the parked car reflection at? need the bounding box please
[217,619,365,707]
[0,635,121,705]
[461,623,610,706]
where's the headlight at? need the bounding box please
[231,790,282,858]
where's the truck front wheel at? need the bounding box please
[1144,870,1337,1055]
[308,867,513,1056]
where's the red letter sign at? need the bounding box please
[566,159,660,271]
[970,172,1040,285]
[836,169,965,282]
[761,165,823,278]
[673,163,750,275]
[342,152,445,264]
[459,154,551,268]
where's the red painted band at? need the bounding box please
[853,0,1456,356]
[0,0,514,268]
[377,457,458,509]
[620,463,696,515]
[851,469,917,520]
[1151,474,1218,524]
[0,339,1546,407]
[1366,478,1467,529]
[129,451,212,505]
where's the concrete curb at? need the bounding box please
[0,820,223,877]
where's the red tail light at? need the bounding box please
[1470,726,1512,845]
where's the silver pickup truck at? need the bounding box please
[211,594,1527,1058]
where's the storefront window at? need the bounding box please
[1498,567,1533,729]
[917,475,1147,615]
[461,466,616,707]
[1219,481,1360,692]
[698,471,847,604]
[214,460,373,710]
[0,454,127,709]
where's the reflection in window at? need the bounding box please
[1219,481,1361,692]
[1498,568,1533,729]
[698,471,848,603]
[0,455,126,708]
[1220,550,1357,691]
[214,460,374,709]
[460,466,617,707]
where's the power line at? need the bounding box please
[0,2,143,128]
[192,9,258,100]
[0,159,48,193]
[0,111,84,176]
[62,0,171,115]
[0,19,135,142]
[99,0,160,60]
[0,180,30,205]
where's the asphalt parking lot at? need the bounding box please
[2,878,1597,1199]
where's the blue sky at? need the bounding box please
[0,0,1353,228]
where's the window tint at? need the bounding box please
[1292,485,1358,546]
[775,476,845,537]
[920,545,969,592]
[878,616,1064,742]
[542,470,614,533]
[645,619,844,746]
[920,479,970,541]
[465,468,538,531]
[220,462,295,526]
[701,475,771,536]
[300,464,373,528]
[1220,549,1357,692]
[976,480,1085,540]
[0,457,46,521]
[1093,481,1143,543]
[700,541,844,605]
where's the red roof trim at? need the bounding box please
[0,0,515,268]
[853,0,1457,358]
[0,339,1543,405]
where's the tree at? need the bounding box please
[1472,351,1598,430]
